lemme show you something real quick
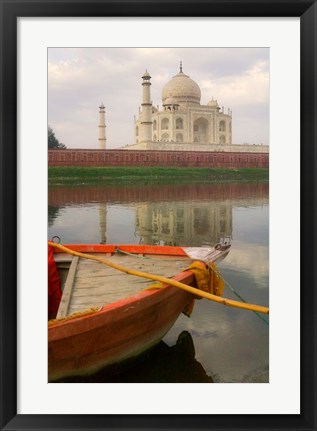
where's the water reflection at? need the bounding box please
[136,202,232,246]
[48,183,268,247]
[48,205,63,227]
[164,298,269,383]
[48,183,268,206]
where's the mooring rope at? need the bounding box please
[117,247,269,326]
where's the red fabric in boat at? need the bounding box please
[48,246,62,320]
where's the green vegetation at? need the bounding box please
[48,166,269,186]
[48,125,66,149]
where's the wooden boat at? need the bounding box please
[48,242,230,381]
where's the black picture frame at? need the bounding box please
[1,1,316,430]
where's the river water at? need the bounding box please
[48,182,269,383]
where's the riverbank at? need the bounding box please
[48,166,269,186]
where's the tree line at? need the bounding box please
[48,125,66,149]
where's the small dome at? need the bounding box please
[207,99,219,108]
[162,66,201,106]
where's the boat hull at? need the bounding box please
[48,269,194,381]
[48,243,229,381]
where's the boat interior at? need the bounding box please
[54,251,191,319]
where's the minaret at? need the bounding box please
[140,70,153,143]
[98,103,106,149]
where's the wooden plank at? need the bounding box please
[74,276,149,289]
[76,253,189,267]
[54,253,73,263]
[73,281,150,296]
[70,273,150,310]
[66,252,191,314]
[75,259,187,277]
[68,288,148,314]
[56,256,79,318]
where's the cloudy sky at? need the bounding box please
[48,47,269,149]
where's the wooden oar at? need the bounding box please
[48,242,269,315]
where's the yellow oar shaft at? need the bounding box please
[48,242,269,315]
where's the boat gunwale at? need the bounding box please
[52,243,189,256]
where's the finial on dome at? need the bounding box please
[180,61,183,73]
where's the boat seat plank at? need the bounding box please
[56,256,79,319]
[54,253,73,263]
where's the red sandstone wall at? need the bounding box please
[48,149,269,168]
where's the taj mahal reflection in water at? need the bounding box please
[56,198,233,247]
[134,201,232,246]
[48,183,268,248]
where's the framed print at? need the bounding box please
[1,0,316,430]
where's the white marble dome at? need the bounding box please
[162,96,179,106]
[162,69,201,106]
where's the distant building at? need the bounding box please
[99,63,269,154]
[133,63,232,148]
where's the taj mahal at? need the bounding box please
[98,63,268,154]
